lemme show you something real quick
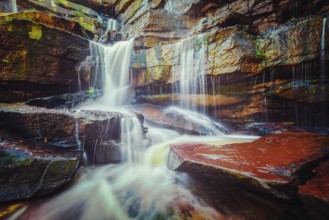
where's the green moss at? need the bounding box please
[28,24,42,40]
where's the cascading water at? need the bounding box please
[18,36,257,219]
[107,18,119,31]
[11,0,17,13]
[172,34,208,114]
[321,17,327,56]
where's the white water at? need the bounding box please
[172,35,208,114]
[11,0,17,13]
[107,18,119,31]
[321,17,327,57]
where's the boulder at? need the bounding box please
[133,104,226,135]
[0,130,81,202]
[168,132,329,199]
[266,80,329,103]
[299,160,329,220]
[0,11,90,102]
[0,104,123,148]
[26,90,103,109]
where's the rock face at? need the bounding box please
[0,104,123,147]
[0,130,81,202]
[168,132,329,199]
[0,11,90,102]
[299,160,329,220]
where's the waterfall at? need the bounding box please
[321,17,327,57]
[172,35,208,113]
[107,18,118,31]
[11,0,17,13]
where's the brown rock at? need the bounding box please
[0,104,123,148]
[299,160,329,219]
[168,132,329,199]
[0,11,90,102]
[0,130,81,202]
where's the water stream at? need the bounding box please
[11,0,17,13]
[17,38,258,219]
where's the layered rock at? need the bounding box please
[168,132,329,199]
[0,104,123,147]
[0,11,90,102]
[0,130,81,202]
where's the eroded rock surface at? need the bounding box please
[0,130,81,202]
[169,132,329,199]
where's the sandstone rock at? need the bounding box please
[17,0,101,36]
[299,160,329,220]
[266,80,329,103]
[0,130,80,202]
[0,11,90,102]
[26,90,103,109]
[168,132,329,199]
[259,17,324,67]
[0,104,122,148]
[133,104,226,135]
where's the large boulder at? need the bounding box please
[0,104,123,148]
[0,130,81,202]
[0,11,90,102]
[299,160,329,220]
[168,132,329,199]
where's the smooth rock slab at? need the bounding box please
[0,104,122,148]
[168,132,329,199]
[0,130,80,202]
[299,160,329,219]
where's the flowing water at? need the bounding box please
[172,35,208,114]
[11,0,17,13]
[13,38,259,219]
[107,18,119,32]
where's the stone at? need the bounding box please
[0,104,123,148]
[266,80,329,103]
[299,160,329,220]
[0,11,90,102]
[168,132,329,199]
[26,90,103,109]
[133,104,226,135]
[0,130,81,202]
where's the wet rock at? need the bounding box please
[266,80,329,103]
[89,141,121,164]
[26,90,103,109]
[299,160,329,220]
[0,104,123,148]
[245,122,306,136]
[17,0,101,36]
[0,11,90,102]
[133,104,226,135]
[0,130,81,202]
[168,132,329,199]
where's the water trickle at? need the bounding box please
[172,35,208,114]
[106,18,119,31]
[321,17,327,58]
[11,0,17,13]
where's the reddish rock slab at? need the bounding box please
[298,160,329,219]
[168,132,329,199]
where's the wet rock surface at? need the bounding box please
[0,11,90,102]
[0,104,123,148]
[298,160,329,220]
[0,130,81,202]
[169,132,329,199]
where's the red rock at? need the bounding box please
[169,132,329,198]
[298,160,329,219]
[299,161,329,202]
